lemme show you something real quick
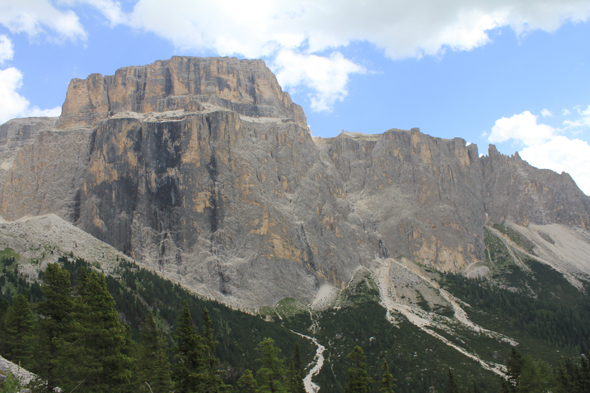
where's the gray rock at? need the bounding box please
[0,117,58,191]
[56,56,307,130]
[1,56,589,309]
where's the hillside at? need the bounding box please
[1,56,590,392]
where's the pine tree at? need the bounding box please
[81,272,134,392]
[2,294,35,367]
[287,343,305,393]
[0,296,8,355]
[201,308,229,392]
[31,263,75,392]
[173,301,205,393]
[237,369,257,393]
[506,347,524,390]
[467,380,480,393]
[344,346,372,393]
[137,313,173,393]
[580,357,590,392]
[517,355,556,392]
[445,369,459,393]
[379,359,396,393]
[256,337,288,393]
[556,362,572,393]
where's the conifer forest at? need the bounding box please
[1,252,590,392]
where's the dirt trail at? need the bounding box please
[291,330,326,393]
[375,259,509,378]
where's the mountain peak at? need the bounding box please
[56,56,307,130]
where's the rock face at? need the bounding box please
[0,117,58,187]
[1,56,590,308]
[56,56,307,130]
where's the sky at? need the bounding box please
[1,0,590,193]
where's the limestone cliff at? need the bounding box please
[1,56,589,308]
[0,117,58,187]
[56,56,307,130]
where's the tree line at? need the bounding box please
[0,262,312,392]
[3,255,590,392]
[441,271,590,354]
[443,348,590,393]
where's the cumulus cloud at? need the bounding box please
[0,66,61,124]
[0,35,13,64]
[273,50,365,112]
[489,111,556,146]
[0,0,86,41]
[119,0,590,59]
[0,67,30,124]
[0,34,61,124]
[520,136,590,195]
[541,108,553,117]
[3,0,590,112]
[59,0,127,25]
[562,104,590,130]
[73,0,589,111]
[488,108,590,195]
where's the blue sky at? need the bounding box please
[1,0,590,193]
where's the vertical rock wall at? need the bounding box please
[1,56,590,308]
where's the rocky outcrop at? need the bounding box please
[318,129,487,271]
[482,145,590,229]
[1,56,589,308]
[0,127,94,221]
[74,110,371,306]
[0,117,58,189]
[56,56,307,130]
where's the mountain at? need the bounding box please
[3,56,590,391]
[1,56,589,311]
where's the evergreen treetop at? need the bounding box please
[379,359,396,393]
[256,337,288,393]
[2,294,34,368]
[344,345,372,393]
[173,301,206,393]
[137,313,173,393]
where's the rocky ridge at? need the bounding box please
[1,56,589,309]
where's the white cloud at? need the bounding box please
[1,0,583,112]
[98,0,589,111]
[520,136,590,195]
[0,65,61,124]
[489,107,590,195]
[273,50,365,112]
[118,0,590,60]
[562,108,572,116]
[0,0,86,41]
[489,111,556,145]
[0,67,30,124]
[562,104,590,130]
[541,108,552,117]
[59,0,127,25]
[0,35,13,64]
[2,0,590,113]
[23,106,62,118]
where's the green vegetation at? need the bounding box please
[378,359,396,393]
[492,223,534,254]
[0,252,43,304]
[276,276,502,392]
[345,345,373,393]
[2,237,590,393]
[137,313,173,393]
[0,371,21,393]
[275,298,308,318]
[0,253,315,391]
[443,231,590,359]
